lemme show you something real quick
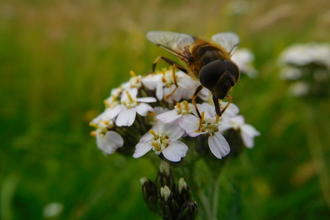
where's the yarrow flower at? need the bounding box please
[115,88,156,126]
[278,42,330,98]
[278,43,330,68]
[90,68,259,161]
[179,104,230,159]
[133,121,188,162]
[220,115,260,148]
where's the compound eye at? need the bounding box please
[199,60,226,90]
[225,60,240,79]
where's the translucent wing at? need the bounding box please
[212,32,240,56]
[146,31,194,61]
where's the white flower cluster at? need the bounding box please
[90,69,260,162]
[278,42,330,97]
[278,42,330,69]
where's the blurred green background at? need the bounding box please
[1,0,330,219]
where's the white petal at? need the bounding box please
[156,82,164,100]
[198,87,211,100]
[177,77,196,89]
[167,123,185,140]
[154,107,169,116]
[164,86,179,103]
[178,115,200,137]
[208,132,230,159]
[142,74,162,90]
[137,97,157,103]
[178,87,195,100]
[96,131,123,154]
[121,88,138,102]
[198,103,215,118]
[157,110,181,123]
[139,131,153,143]
[151,120,163,131]
[133,142,152,158]
[241,132,254,148]
[240,124,259,148]
[91,113,104,125]
[241,124,260,137]
[162,140,188,162]
[135,103,153,116]
[116,108,136,126]
[231,115,245,125]
[221,102,239,117]
[105,105,123,119]
[219,120,234,132]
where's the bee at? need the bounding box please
[146,31,240,117]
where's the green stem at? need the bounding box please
[199,190,214,220]
[195,160,223,220]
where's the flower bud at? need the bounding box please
[177,178,191,205]
[155,160,176,191]
[178,201,198,220]
[140,177,158,213]
[159,186,180,219]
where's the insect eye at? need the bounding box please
[199,60,227,90]
[225,61,240,79]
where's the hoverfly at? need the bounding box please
[146,31,240,117]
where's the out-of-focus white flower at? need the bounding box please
[280,67,303,80]
[133,121,188,162]
[278,42,330,68]
[288,81,309,98]
[43,202,63,218]
[180,106,230,159]
[220,115,260,148]
[231,48,258,78]
[278,42,330,98]
[116,88,157,126]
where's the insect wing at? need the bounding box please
[212,32,240,56]
[146,31,194,60]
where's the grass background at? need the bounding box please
[1,0,330,219]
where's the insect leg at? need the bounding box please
[220,95,232,115]
[149,56,187,100]
[191,85,204,132]
[212,95,232,116]
[192,85,203,119]
[212,95,222,116]
[164,65,180,100]
[149,56,187,74]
